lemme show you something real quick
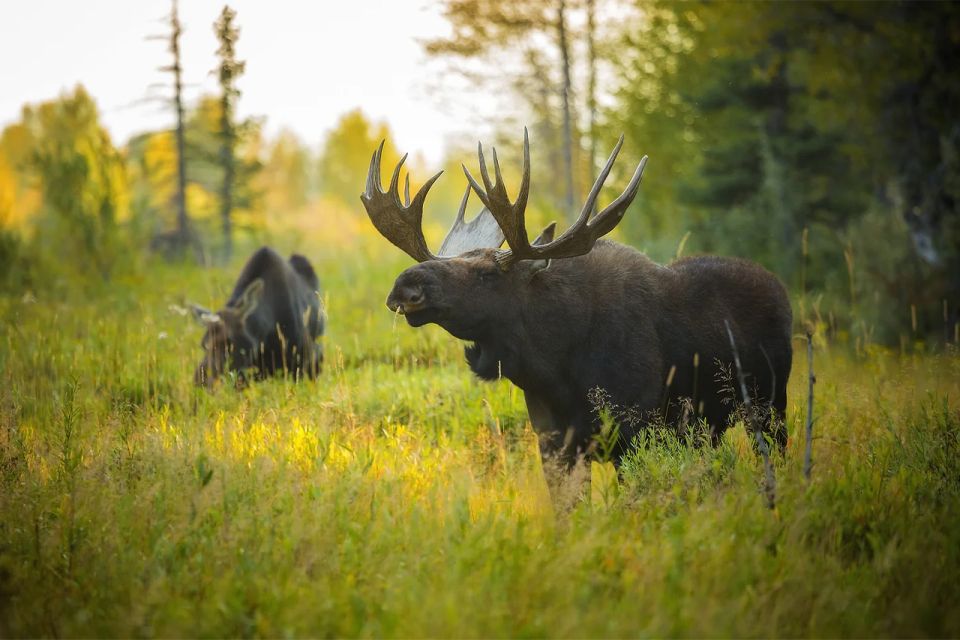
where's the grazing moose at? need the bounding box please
[191,246,324,387]
[362,130,792,464]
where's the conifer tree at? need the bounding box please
[214,5,245,263]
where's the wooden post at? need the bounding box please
[804,331,816,481]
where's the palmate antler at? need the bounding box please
[360,141,505,263]
[362,130,647,268]
[463,128,648,270]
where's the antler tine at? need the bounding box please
[455,184,471,225]
[389,153,408,204]
[517,127,531,216]
[579,134,624,222]
[491,146,504,190]
[478,141,494,193]
[403,174,411,207]
[587,154,648,237]
[365,140,386,197]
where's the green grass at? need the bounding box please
[1,239,959,637]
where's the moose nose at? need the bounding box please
[386,284,426,314]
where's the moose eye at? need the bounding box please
[478,269,500,284]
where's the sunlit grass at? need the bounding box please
[0,237,958,637]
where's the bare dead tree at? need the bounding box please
[169,0,190,252]
[585,0,598,215]
[556,0,576,220]
[724,320,776,509]
[804,331,816,480]
[142,0,206,262]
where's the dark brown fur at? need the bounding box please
[387,240,792,463]
[194,246,324,386]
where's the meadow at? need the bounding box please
[0,228,958,638]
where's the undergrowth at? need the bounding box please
[0,241,958,637]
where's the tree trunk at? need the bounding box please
[220,102,234,264]
[586,0,598,216]
[171,0,190,254]
[556,0,576,220]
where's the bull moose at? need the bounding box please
[191,246,324,387]
[362,130,792,464]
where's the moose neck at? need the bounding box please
[464,326,535,386]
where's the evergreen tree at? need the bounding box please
[213,5,245,263]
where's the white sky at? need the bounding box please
[0,0,493,163]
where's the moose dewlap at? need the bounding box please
[361,129,792,464]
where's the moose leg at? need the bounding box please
[524,391,557,453]
[524,390,579,465]
[525,391,599,469]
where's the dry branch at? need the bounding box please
[724,320,776,509]
[804,331,816,480]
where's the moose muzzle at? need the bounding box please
[386,283,427,315]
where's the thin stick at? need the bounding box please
[804,331,816,481]
[724,320,776,509]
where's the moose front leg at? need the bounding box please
[523,391,590,468]
[524,390,563,460]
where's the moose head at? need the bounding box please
[190,278,264,387]
[362,129,648,344]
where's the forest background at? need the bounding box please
[1,0,957,346]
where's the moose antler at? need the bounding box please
[361,141,440,263]
[436,187,506,257]
[361,142,506,263]
[463,128,648,270]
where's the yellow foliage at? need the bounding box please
[0,155,15,228]
[318,109,403,207]
[142,132,177,211]
[0,123,42,229]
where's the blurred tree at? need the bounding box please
[607,0,959,342]
[128,96,262,255]
[213,4,245,263]
[153,0,200,260]
[186,96,263,239]
[317,109,401,209]
[22,86,128,277]
[789,2,960,338]
[427,0,591,220]
[0,123,43,229]
[259,129,313,215]
[584,0,598,191]
[601,4,701,256]
[0,156,15,228]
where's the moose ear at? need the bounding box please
[529,222,557,273]
[188,303,220,325]
[532,221,557,246]
[236,278,264,320]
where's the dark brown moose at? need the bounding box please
[191,246,324,387]
[361,130,792,464]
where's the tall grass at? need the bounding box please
[0,238,958,637]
